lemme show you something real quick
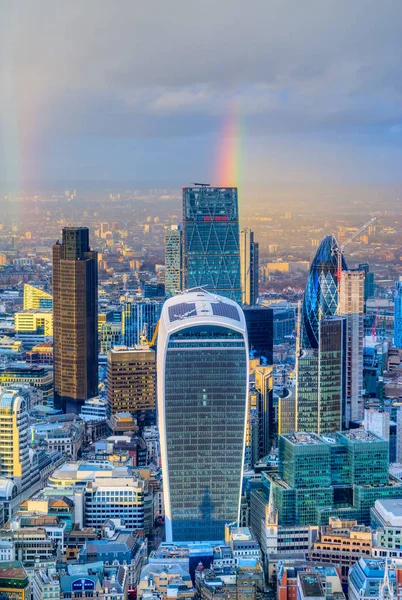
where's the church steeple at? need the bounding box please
[265,481,278,526]
[379,559,394,600]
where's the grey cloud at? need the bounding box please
[0,0,401,140]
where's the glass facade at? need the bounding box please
[122,298,163,346]
[53,227,98,412]
[358,263,375,301]
[319,317,346,433]
[164,323,247,541]
[165,225,182,296]
[394,281,402,349]
[243,307,273,364]
[272,431,398,527]
[182,187,241,302]
[302,235,347,349]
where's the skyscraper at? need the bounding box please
[165,225,182,296]
[339,270,365,424]
[302,235,347,349]
[394,280,402,349]
[0,388,31,493]
[240,228,259,305]
[297,316,346,435]
[158,290,248,541]
[182,186,241,302]
[243,306,273,364]
[122,298,163,346]
[358,263,375,303]
[53,227,98,412]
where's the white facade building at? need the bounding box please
[339,270,365,423]
[364,408,390,441]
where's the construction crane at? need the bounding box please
[333,217,377,310]
[139,321,160,347]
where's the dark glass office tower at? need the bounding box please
[297,316,346,434]
[53,227,98,412]
[158,290,248,542]
[243,306,273,364]
[182,186,241,302]
[358,263,375,303]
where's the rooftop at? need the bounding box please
[283,432,325,446]
[0,561,28,585]
[340,430,383,443]
[161,290,245,330]
[298,572,324,598]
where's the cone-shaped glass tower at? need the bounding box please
[302,235,347,349]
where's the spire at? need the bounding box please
[265,480,278,526]
[380,559,394,600]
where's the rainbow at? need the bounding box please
[213,103,242,188]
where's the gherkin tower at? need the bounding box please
[302,235,347,349]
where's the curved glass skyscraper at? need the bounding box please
[302,235,347,349]
[157,290,248,542]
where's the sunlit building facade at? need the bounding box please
[182,186,241,302]
[122,298,163,346]
[23,284,53,310]
[53,227,98,412]
[240,228,259,305]
[0,389,31,493]
[158,290,248,541]
[339,270,365,424]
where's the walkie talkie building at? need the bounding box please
[157,290,248,542]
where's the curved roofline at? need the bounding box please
[161,290,246,334]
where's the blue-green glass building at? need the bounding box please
[182,186,241,302]
[302,235,347,349]
[267,430,400,527]
[394,280,402,349]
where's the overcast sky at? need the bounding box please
[0,0,401,187]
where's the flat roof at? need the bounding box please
[341,430,383,443]
[283,432,325,446]
[298,572,324,598]
[0,561,27,581]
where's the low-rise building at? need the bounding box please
[32,562,60,600]
[0,538,15,561]
[348,558,397,600]
[308,517,372,584]
[107,411,139,436]
[84,477,145,531]
[0,365,53,402]
[139,564,194,599]
[372,499,402,559]
[0,527,56,567]
[277,561,345,600]
[0,561,30,600]
[79,533,146,588]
